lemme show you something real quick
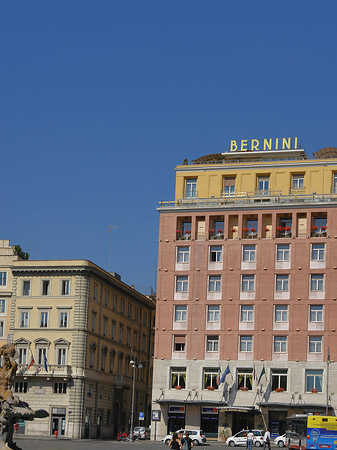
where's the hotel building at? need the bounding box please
[152,140,337,440]
[9,258,155,439]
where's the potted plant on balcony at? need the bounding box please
[209,229,215,239]
[239,386,249,391]
[311,225,318,236]
[275,387,285,392]
[176,230,183,240]
[249,227,257,238]
[207,386,215,391]
[283,226,291,236]
[242,227,249,238]
[311,388,318,393]
[175,385,182,390]
[217,228,224,239]
[184,230,191,240]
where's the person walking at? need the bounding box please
[247,430,254,450]
[263,429,271,450]
[169,432,182,450]
[181,431,194,450]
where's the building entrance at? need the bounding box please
[51,408,66,437]
[232,412,255,434]
[168,406,185,433]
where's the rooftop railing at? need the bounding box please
[159,192,337,210]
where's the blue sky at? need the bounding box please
[1,1,337,293]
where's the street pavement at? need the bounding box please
[14,437,278,450]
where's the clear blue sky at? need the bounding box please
[1,1,337,293]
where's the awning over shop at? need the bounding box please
[217,406,256,413]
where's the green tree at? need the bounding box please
[13,245,29,260]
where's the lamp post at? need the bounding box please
[129,360,142,439]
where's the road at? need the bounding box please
[14,438,279,450]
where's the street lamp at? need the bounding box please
[129,360,142,439]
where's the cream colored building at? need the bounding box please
[10,259,155,439]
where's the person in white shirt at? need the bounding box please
[263,429,271,450]
[247,431,254,450]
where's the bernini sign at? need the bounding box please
[229,137,299,152]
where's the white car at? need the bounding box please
[274,434,286,447]
[226,430,264,447]
[162,429,206,446]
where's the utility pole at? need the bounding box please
[129,358,142,439]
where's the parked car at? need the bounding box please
[274,434,286,447]
[162,429,206,446]
[133,427,150,439]
[226,430,265,447]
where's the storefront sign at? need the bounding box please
[169,406,185,413]
[152,410,161,421]
[202,407,218,414]
[229,137,299,152]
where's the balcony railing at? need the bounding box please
[17,364,72,377]
[159,192,337,210]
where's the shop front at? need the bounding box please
[168,406,185,433]
[201,407,219,438]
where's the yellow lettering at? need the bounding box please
[230,140,238,152]
[263,139,272,150]
[294,137,298,149]
[282,138,291,149]
[275,138,279,150]
[241,140,248,151]
[251,139,259,151]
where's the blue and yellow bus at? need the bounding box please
[286,415,337,450]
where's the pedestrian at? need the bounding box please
[181,431,194,450]
[169,432,181,450]
[263,428,271,450]
[14,423,18,434]
[247,430,254,450]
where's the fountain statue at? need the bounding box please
[0,344,48,450]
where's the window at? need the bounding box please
[133,331,138,348]
[240,336,252,352]
[143,311,147,325]
[18,347,27,364]
[119,325,124,343]
[241,275,255,292]
[306,369,323,392]
[257,176,270,191]
[103,317,108,336]
[176,276,189,292]
[91,312,97,332]
[0,272,7,287]
[113,293,117,311]
[185,178,197,198]
[171,367,186,389]
[121,298,125,314]
[142,335,146,351]
[223,177,235,197]
[128,303,132,318]
[173,335,186,352]
[57,348,67,365]
[175,306,187,322]
[206,336,219,352]
[276,244,290,261]
[203,368,219,389]
[109,351,115,373]
[243,245,256,262]
[111,321,115,340]
[40,311,48,328]
[22,280,31,296]
[59,311,69,328]
[207,305,220,322]
[0,300,6,314]
[0,321,4,338]
[42,280,50,296]
[126,328,130,346]
[61,280,70,295]
[87,384,93,397]
[309,305,323,322]
[309,336,322,353]
[274,336,287,353]
[93,283,98,300]
[208,276,221,292]
[89,345,96,368]
[275,306,288,322]
[237,368,253,390]
[101,348,107,371]
[292,175,304,189]
[20,311,29,328]
[210,246,222,262]
[310,274,324,291]
[38,348,47,365]
[104,289,109,306]
[15,382,27,393]
[312,244,325,261]
[54,383,67,394]
[240,306,254,322]
[134,306,138,321]
[275,275,289,292]
[271,369,287,391]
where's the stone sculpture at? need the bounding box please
[0,344,48,450]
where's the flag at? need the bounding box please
[27,353,35,370]
[257,366,265,385]
[44,353,48,373]
[218,364,230,385]
[216,367,221,385]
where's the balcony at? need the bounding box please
[16,364,73,377]
[159,192,337,211]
